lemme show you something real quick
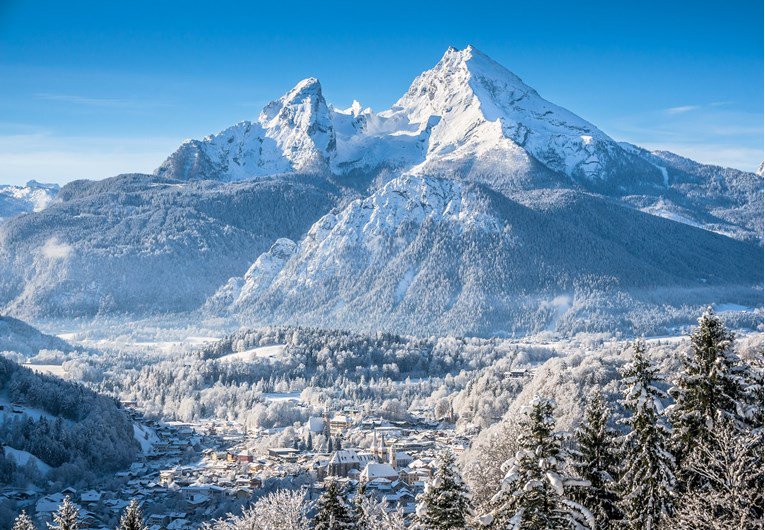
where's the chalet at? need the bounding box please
[79,490,102,504]
[360,462,399,483]
[235,450,254,463]
[329,414,354,432]
[267,447,300,462]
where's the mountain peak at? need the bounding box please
[257,76,336,172]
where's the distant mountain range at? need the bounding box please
[0,46,761,335]
[0,180,59,223]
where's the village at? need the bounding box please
[1,400,473,529]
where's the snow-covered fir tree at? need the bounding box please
[667,308,758,468]
[353,483,368,530]
[571,390,621,528]
[12,511,36,530]
[355,493,406,530]
[487,395,593,530]
[618,340,675,530]
[203,489,309,530]
[313,480,355,530]
[47,496,80,530]
[673,418,763,530]
[415,449,473,529]
[117,500,147,530]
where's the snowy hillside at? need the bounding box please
[0,174,339,317]
[209,175,762,336]
[620,144,763,241]
[0,180,59,223]
[0,315,74,357]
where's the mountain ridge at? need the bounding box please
[0,46,760,333]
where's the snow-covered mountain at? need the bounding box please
[157,78,336,180]
[157,45,760,240]
[0,174,339,317]
[208,174,761,336]
[158,46,659,191]
[0,46,760,333]
[0,180,59,223]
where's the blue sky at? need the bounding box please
[0,0,762,185]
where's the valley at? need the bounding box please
[0,42,761,530]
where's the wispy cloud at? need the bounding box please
[605,102,763,172]
[665,105,700,115]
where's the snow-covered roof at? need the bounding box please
[330,450,360,465]
[306,417,325,433]
[360,463,398,481]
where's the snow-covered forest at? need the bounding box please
[2,309,761,529]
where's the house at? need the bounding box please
[236,450,254,463]
[327,450,361,477]
[329,414,354,432]
[360,462,399,483]
[268,447,300,462]
[79,490,102,504]
[305,417,325,433]
[36,493,66,517]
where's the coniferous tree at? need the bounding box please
[619,340,675,530]
[117,500,147,530]
[353,483,368,530]
[667,308,757,469]
[572,390,621,529]
[415,450,473,529]
[673,418,763,530]
[47,496,80,530]
[488,396,593,529]
[307,432,314,451]
[12,511,37,530]
[327,436,334,453]
[314,480,354,530]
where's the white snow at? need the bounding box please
[133,423,161,454]
[714,303,752,312]
[158,45,642,187]
[0,396,71,427]
[26,363,68,377]
[2,446,52,474]
[261,392,301,402]
[217,344,287,363]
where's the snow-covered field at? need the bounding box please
[261,391,301,402]
[0,396,61,423]
[2,446,52,474]
[133,423,161,454]
[26,363,68,377]
[217,344,287,363]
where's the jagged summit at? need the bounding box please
[156,45,663,191]
[150,46,760,240]
[156,76,335,180]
